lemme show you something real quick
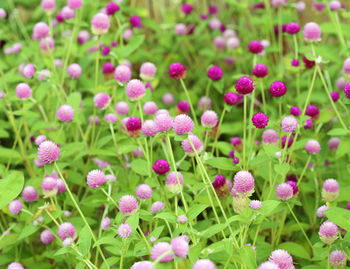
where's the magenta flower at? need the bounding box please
[235,76,255,95]
[252,112,269,129]
[169,62,186,80]
[207,65,223,81]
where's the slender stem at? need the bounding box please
[243,95,247,169]
[137,225,152,252]
[165,135,188,211]
[91,36,100,147]
[211,108,226,155]
[260,80,266,113]
[316,66,347,130]
[188,138,240,248]
[286,203,313,250]
[301,64,318,116]
[297,155,312,185]
[205,80,212,109]
[151,250,173,268]
[180,79,198,125]
[54,162,109,268]
[101,188,119,209]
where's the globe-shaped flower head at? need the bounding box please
[235,76,255,95]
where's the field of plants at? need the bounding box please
[1,0,350,268]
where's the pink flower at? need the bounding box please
[9,200,22,215]
[32,22,50,40]
[22,186,38,202]
[173,114,194,134]
[67,63,82,78]
[151,242,174,262]
[329,250,346,268]
[119,195,139,216]
[91,13,110,35]
[275,183,293,200]
[40,229,54,244]
[281,116,298,132]
[94,92,110,109]
[58,222,76,240]
[193,259,217,269]
[181,134,203,156]
[142,120,158,137]
[57,105,74,122]
[67,0,82,9]
[303,22,321,41]
[115,101,129,115]
[114,65,131,83]
[16,83,32,99]
[126,79,146,101]
[171,236,189,258]
[151,201,165,214]
[269,249,293,269]
[155,113,173,132]
[118,223,132,238]
[140,62,157,81]
[136,184,152,199]
[143,101,158,115]
[38,140,60,164]
[305,139,321,154]
[201,110,218,128]
[319,220,338,244]
[86,169,106,188]
[166,171,184,194]
[262,129,279,144]
[233,170,255,197]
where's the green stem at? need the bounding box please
[297,155,312,185]
[286,203,313,250]
[316,66,347,130]
[165,135,188,211]
[180,79,198,125]
[243,95,247,169]
[54,162,109,268]
[211,108,226,155]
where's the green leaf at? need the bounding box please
[130,159,149,176]
[174,134,188,141]
[327,128,348,136]
[206,157,235,170]
[0,147,22,161]
[0,172,24,209]
[201,223,226,238]
[278,242,311,260]
[155,212,177,223]
[18,225,38,240]
[68,92,82,110]
[336,140,350,159]
[127,213,139,230]
[94,237,120,248]
[324,207,350,231]
[187,204,208,222]
[239,246,257,269]
[0,234,18,249]
[78,226,92,256]
[261,200,281,216]
[122,35,145,57]
[274,163,290,177]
